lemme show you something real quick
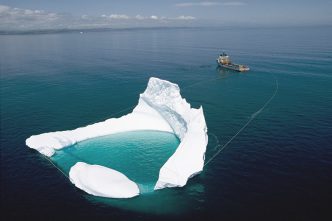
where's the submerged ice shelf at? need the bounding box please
[26,77,208,198]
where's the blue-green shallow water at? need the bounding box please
[52,131,179,194]
[1,26,332,220]
[51,131,186,214]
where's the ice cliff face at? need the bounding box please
[139,78,208,189]
[26,77,208,198]
[139,78,190,140]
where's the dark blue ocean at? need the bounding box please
[1,26,332,220]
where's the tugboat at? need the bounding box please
[217,52,249,72]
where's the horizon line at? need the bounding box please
[1,24,332,36]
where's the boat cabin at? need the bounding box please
[218,52,231,65]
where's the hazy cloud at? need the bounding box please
[222,2,246,6]
[135,14,145,20]
[175,15,196,20]
[150,15,159,20]
[0,5,197,31]
[175,1,246,7]
[109,14,130,19]
[175,2,220,7]
[0,5,10,13]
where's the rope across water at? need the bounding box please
[41,154,70,179]
[204,77,279,166]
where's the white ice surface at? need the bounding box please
[26,77,208,197]
[69,162,139,198]
[26,99,173,157]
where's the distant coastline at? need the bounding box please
[0,26,197,35]
[1,24,331,36]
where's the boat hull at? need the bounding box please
[217,61,250,72]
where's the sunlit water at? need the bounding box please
[1,26,332,220]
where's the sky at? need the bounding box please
[0,0,331,31]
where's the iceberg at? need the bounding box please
[26,77,208,198]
